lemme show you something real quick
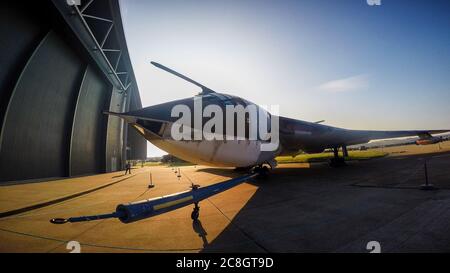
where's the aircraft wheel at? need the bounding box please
[255,166,270,179]
[261,166,270,178]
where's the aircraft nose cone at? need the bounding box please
[126,97,194,123]
[114,97,196,138]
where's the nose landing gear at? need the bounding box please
[253,165,271,178]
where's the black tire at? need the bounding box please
[260,166,270,179]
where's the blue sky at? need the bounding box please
[119,0,450,157]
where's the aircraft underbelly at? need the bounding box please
[150,139,269,167]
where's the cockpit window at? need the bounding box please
[205,93,261,109]
[202,94,215,100]
[210,93,235,106]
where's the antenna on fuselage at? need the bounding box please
[150,61,216,95]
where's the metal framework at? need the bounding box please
[70,0,131,93]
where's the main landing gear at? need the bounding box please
[329,146,348,167]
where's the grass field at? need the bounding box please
[276,150,388,164]
[142,150,388,167]
[140,162,196,168]
[167,162,198,167]
[142,162,163,167]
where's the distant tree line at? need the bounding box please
[160,154,188,164]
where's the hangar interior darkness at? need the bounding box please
[0,1,147,183]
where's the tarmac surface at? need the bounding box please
[0,142,450,253]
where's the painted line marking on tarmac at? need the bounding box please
[0,174,138,219]
[432,154,450,159]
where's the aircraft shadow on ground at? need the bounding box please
[194,168,238,178]
[195,162,353,252]
[195,162,331,177]
[195,151,450,252]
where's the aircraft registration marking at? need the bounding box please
[153,196,194,211]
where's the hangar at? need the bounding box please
[0,0,146,183]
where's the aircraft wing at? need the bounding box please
[279,116,449,154]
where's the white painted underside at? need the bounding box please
[150,139,274,167]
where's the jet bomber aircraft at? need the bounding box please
[107,62,449,172]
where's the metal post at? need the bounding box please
[148,172,155,189]
[420,160,437,191]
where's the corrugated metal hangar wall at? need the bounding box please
[0,1,147,183]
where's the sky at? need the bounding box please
[119,0,450,157]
